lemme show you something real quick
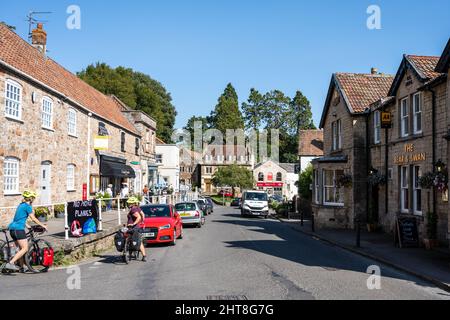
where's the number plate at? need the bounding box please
[142,233,155,238]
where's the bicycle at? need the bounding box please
[120,226,141,264]
[0,225,53,274]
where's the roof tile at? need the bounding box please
[298,130,324,156]
[406,55,441,80]
[0,24,139,134]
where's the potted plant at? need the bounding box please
[54,204,65,219]
[368,172,387,187]
[337,174,353,188]
[35,207,50,222]
[424,211,439,250]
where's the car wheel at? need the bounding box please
[197,222,202,228]
[171,229,177,246]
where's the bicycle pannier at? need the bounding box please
[130,230,142,251]
[41,247,54,267]
[114,231,125,252]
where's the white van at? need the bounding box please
[241,190,269,218]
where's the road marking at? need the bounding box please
[207,295,248,300]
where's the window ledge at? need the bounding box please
[68,134,78,138]
[4,193,21,196]
[5,116,24,124]
[322,203,345,208]
[67,190,77,193]
[42,126,55,132]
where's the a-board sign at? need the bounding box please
[67,200,99,237]
[395,216,419,248]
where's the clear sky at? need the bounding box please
[1,0,449,129]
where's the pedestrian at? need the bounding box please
[120,182,130,208]
[143,184,149,203]
[105,184,113,211]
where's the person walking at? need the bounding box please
[105,184,113,211]
[120,182,130,208]
[2,190,48,272]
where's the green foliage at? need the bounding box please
[78,63,177,143]
[298,165,313,200]
[209,83,245,137]
[241,88,265,131]
[35,207,50,218]
[54,204,65,214]
[212,165,254,190]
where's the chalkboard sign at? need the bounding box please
[395,216,419,248]
[67,200,99,238]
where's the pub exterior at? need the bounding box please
[313,39,450,247]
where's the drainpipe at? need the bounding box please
[385,126,389,215]
[87,112,92,198]
[429,88,437,217]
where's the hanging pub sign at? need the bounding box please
[94,136,109,150]
[67,200,99,238]
[381,112,392,129]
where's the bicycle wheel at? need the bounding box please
[0,240,7,264]
[123,242,131,264]
[25,239,52,273]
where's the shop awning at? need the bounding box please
[100,161,136,178]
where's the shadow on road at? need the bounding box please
[212,214,438,290]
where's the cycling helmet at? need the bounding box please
[22,190,38,199]
[127,197,140,205]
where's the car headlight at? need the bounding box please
[159,224,171,230]
[243,205,250,210]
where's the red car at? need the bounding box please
[140,204,183,245]
[218,190,233,197]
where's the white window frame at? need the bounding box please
[400,98,409,137]
[68,108,77,136]
[374,111,381,144]
[41,96,53,130]
[332,122,337,150]
[337,120,342,149]
[4,157,20,194]
[5,79,22,120]
[413,93,422,134]
[401,166,409,213]
[323,169,344,207]
[413,166,422,216]
[314,170,320,204]
[67,164,76,191]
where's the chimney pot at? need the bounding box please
[371,68,378,75]
[31,23,47,55]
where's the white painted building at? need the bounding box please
[155,142,180,193]
[253,160,298,200]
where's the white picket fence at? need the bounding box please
[0,192,199,240]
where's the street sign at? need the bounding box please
[381,112,392,129]
[130,161,140,165]
[94,136,109,150]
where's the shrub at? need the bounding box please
[35,207,50,218]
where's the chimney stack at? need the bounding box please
[31,23,47,55]
[371,67,378,75]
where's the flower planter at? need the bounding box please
[55,212,65,219]
[37,216,47,223]
[423,238,439,250]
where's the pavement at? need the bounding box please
[277,217,450,292]
[1,206,449,300]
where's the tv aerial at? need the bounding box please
[27,11,52,42]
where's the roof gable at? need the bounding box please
[388,55,442,96]
[298,130,323,156]
[436,39,450,73]
[320,73,393,128]
[0,24,139,135]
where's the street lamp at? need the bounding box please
[435,160,445,173]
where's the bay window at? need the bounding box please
[323,169,344,206]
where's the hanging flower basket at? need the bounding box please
[337,174,353,188]
[368,172,387,187]
[419,171,448,192]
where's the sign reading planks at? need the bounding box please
[395,216,419,248]
[67,200,99,238]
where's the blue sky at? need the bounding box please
[1,1,449,128]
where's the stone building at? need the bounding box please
[367,50,449,243]
[312,70,394,229]
[0,24,146,225]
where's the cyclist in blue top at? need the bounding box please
[3,190,47,271]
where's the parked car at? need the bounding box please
[231,198,241,207]
[175,202,205,228]
[196,198,212,215]
[204,197,214,213]
[241,190,269,218]
[269,195,284,204]
[140,204,183,245]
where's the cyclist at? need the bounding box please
[127,197,147,262]
[2,190,48,272]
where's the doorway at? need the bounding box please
[40,161,52,205]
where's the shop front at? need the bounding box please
[99,155,136,197]
[256,182,284,197]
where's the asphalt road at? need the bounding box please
[1,206,449,300]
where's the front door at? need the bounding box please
[40,162,52,205]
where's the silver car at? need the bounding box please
[175,202,205,228]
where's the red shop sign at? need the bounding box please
[82,183,87,201]
[257,182,283,187]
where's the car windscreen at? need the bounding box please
[197,200,205,205]
[175,203,196,211]
[245,193,268,201]
[142,206,171,218]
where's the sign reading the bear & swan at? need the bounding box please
[393,144,426,165]
[381,112,392,129]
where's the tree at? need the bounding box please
[212,165,254,195]
[78,63,177,143]
[241,88,265,131]
[289,90,316,134]
[183,116,209,148]
[209,83,245,136]
[297,164,313,200]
